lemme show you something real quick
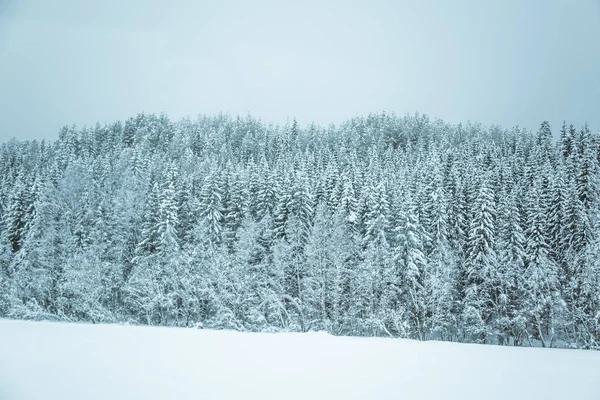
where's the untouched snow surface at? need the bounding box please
[0,320,599,400]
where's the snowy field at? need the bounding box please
[0,320,599,400]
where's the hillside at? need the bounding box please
[0,113,599,347]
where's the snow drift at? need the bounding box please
[0,319,599,400]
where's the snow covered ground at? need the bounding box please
[0,320,599,400]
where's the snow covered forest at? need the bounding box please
[0,112,599,349]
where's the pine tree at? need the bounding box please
[199,171,224,246]
[524,181,562,347]
[547,168,567,264]
[536,120,553,161]
[136,182,161,255]
[462,179,498,343]
[394,201,429,340]
[303,203,335,331]
[496,193,527,345]
[2,180,29,254]
[338,174,358,225]
[560,121,573,160]
[425,184,457,341]
[157,165,180,253]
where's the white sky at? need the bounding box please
[0,0,599,141]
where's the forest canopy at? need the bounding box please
[0,112,598,349]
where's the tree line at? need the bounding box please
[0,112,598,349]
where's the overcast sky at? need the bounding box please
[0,0,599,142]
